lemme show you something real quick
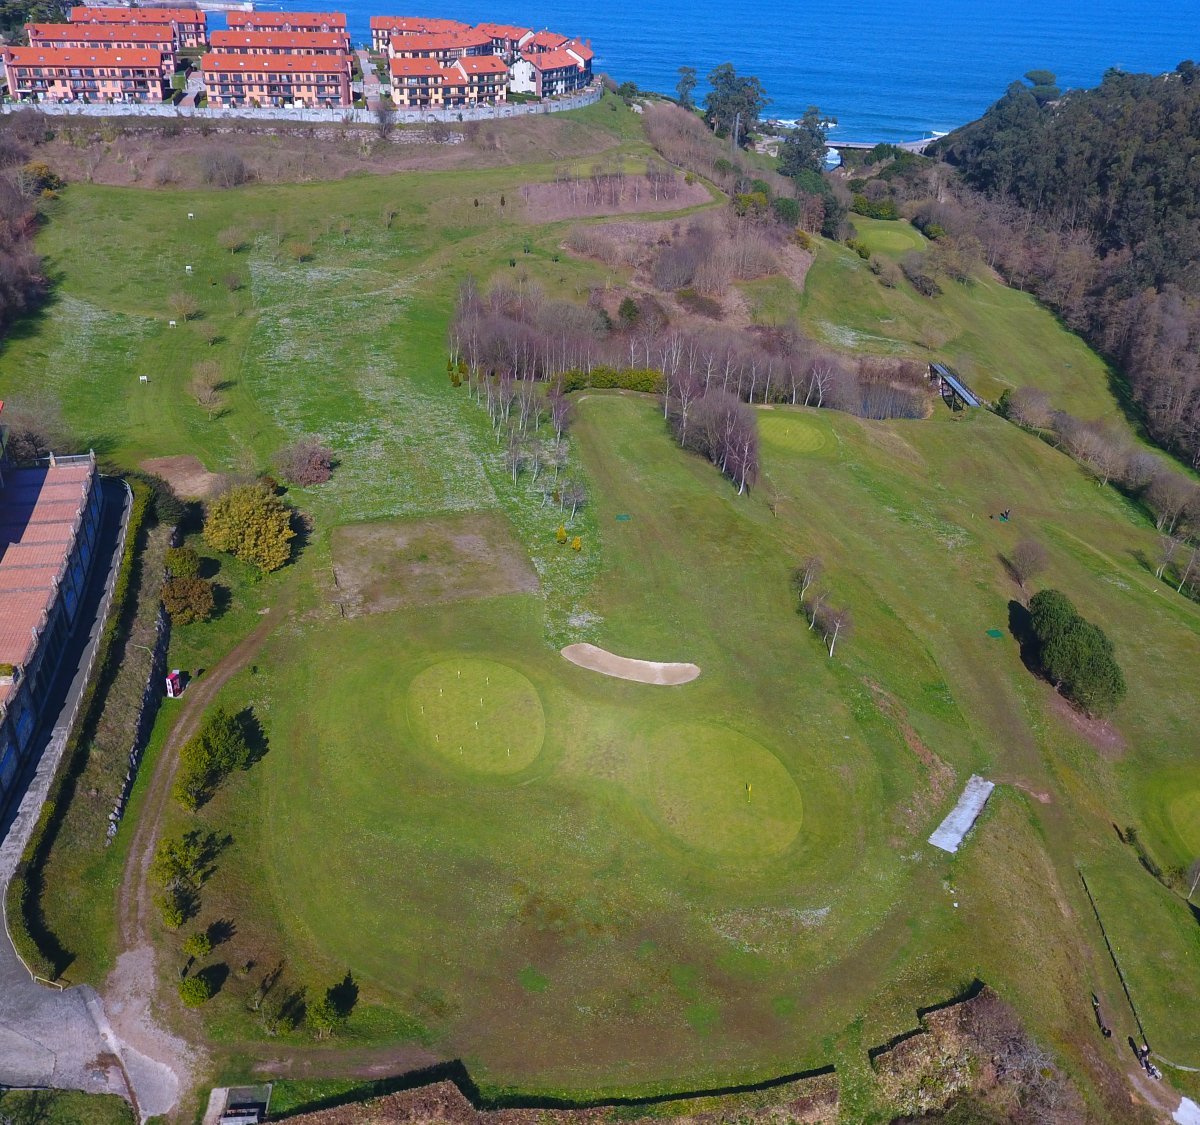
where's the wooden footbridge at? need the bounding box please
[928,363,982,410]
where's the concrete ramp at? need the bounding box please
[928,775,995,854]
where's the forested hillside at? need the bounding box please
[932,64,1200,465]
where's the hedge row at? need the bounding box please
[558,366,663,395]
[5,478,153,981]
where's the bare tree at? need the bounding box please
[549,386,572,440]
[0,391,71,463]
[792,556,823,605]
[1155,536,1180,580]
[217,227,248,254]
[824,606,852,657]
[169,292,200,321]
[374,97,398,140]
[805,590,828,631]
[1187,858,1200,903]
[1177,545,1200,595]
[1009,538,1049,589]
[562,480,586,519]
[190,360,222,418]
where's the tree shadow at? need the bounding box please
[197,555,221,580]
[1007,599,1037,672]
[209,582,233,621]
[197,961,229,998]
[997,552,1021,587]
[1128,548,1151,573]
[329,970,359,1019]
[237,707,269,767]
[206,918,237,947]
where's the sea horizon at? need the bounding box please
[239,0,1200,142]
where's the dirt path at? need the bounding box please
[560,643,700,685]
[105,611,282,1116]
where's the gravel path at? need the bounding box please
[560,643,700,685]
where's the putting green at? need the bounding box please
[759,413,829,455]
[407,658,544,774]
[631,721,803,858]
[1166,788,1200,855]
[854,222,925,256]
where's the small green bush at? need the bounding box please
[164,546,200,578]
[179,974,213,1007]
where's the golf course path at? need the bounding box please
[561,643,700,685]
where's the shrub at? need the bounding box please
[162,576,215,624]
[200,148,251,188]
[173,706,255,810]
[771,196,801,226]
[276,436,335,487]
[183,931,213,960]
[179,974,214,1007]
[1028,588,1125,716]
[155,888,188,929]
[164,546,201,579]
[203,484,295,572]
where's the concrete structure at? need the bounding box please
[201,52,352,107]
[369,15,469,51]
[69,6,208,49]
[209,29,351,56]
[226,10,346,33]
[509,44,591,97]
[928,775,995,854]
[2,46,167,104]
[928,362,981,409]
[0,445,102,812]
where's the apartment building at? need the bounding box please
[474,21,532,60]
[0,449,103,816]
[226,11,347,34]
[509,43,592,97]
[3,45,168,102]
[201,51,352,107]
[25,22,177,74]
[209,30,351,57]
[369,15,469,51]
[387,28,492,62]
[388,54,507,107]
[69,7,207,49]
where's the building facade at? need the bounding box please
[388,54,507,107]
[226,11,347,34]
[508,45,591,97]
[201,52,352,107]
[387,29,492,62]
[3,46,168,103]
[0,449,103,814]
[69,6,207,49]
[209,30,351,57]
[25,22,177,72]
[369,15,469,51]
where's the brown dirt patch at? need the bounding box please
[31,113,638,188]
[522,174,712,221]
[331,512,538,617]
[140,454,224,500]
[1047,691,1127,758]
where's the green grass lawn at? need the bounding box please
[3,103,1200,1110]
[801,216,1125,420]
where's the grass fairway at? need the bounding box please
[4,102,1200,1109]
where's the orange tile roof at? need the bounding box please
[227,10,346,28]
[27,22,174,44]
[202,52,349,73]
[388,55,445,77]
[70,6,205,23]
[371,15,469,34]
[5,45,163,67]
[523,47,581,71]
[565,39,593,62]
[0,462,94,680]
[475,21,530,40]
[525,30,567,50]
[455,54,508,75]
[209,29,349,50]
[390,28,491,52]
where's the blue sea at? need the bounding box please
[247,0,1200,141]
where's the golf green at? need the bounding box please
[631,721,803,858]
[759,412,830,455]
[1166,787,1200,855]
[407,658,545,774]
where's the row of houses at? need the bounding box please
[2,7,593,109]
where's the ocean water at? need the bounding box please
[248,0,1200,141]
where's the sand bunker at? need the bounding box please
[561,643,700,685]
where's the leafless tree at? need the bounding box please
[190,360,222,418]
[562,480,586,519]
[0,391,70,463]
[824,605,852,657]
[1146,471,1196,534]
[549,385,572,439]
[1155,536,1180,580]
[374,97,398,140]
[217,227,248,254]
[1009,538,1049,589]
[1177,545,1200,595]
[1187,858,1200,903]
[169,292,199,321]
[792,556,823,604]
[276,436,334,486]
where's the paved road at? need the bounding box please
[0,480,180,1120]
[357,48,382,111]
